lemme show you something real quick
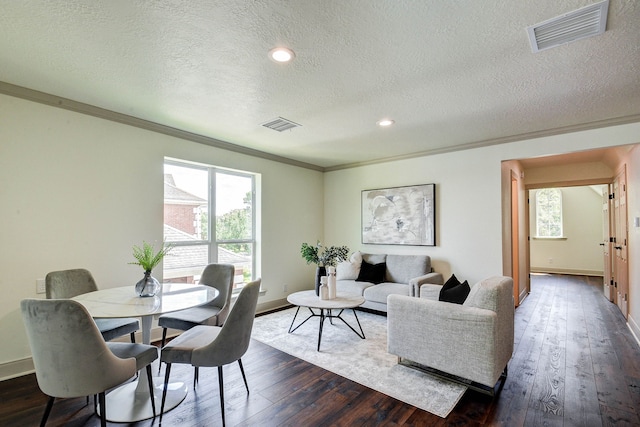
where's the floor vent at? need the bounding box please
[261,117,301,132]
[527,0,609,53]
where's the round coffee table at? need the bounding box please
[286,290,366,351]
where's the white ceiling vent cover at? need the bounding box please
[527,0,609,53]
[261,117,301,132]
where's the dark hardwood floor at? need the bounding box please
[1,274,639,426]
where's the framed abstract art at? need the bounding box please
[361,183,436,246]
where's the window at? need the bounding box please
[163,160,257,290]
[535,188,563,238]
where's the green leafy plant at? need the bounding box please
[130,241,173,273]
[300,241,349,267]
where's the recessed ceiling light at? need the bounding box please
[377,119,395,127]
[269,47,295,63]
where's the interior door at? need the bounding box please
[614,167,628,317]
[602,185,613,302]
[511,175,520,306]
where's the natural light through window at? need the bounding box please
[163,159,258,290]
[535,188,563,238]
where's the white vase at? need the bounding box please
[319,276,329,300]
[327,266,337,299]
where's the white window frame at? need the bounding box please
[163,159,257,291]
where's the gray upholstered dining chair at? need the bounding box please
[45,268,140,342]
[159,278,261,426]
[158,263,235,349]
[20,298,158,427]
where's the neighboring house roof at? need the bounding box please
[163,225,251,278]
[164,175,207,204]
[164,224,197,242]
[218,248,252,265]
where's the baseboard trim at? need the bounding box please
[256,298,290,314]
[530,267,604,277]
[628,314,640,348]
[0,357,34,382]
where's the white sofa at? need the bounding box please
[335,252,444,312]
[387,275,514,393]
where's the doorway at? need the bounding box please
[528,185,605,279]
[502,145,635,318]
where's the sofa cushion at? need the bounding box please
[385,255,431,284]
[335,279,373,297]
[439,275,470,304]
[336,251,363,280]
[364,282,410,304]
[336,261,359,280]
[356,260,386,284]
[362,253,386,265]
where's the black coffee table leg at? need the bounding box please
[318,308,325,351]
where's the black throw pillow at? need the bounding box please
[439,275,470,304]
[356,260,387,284]
[441,274,461,290]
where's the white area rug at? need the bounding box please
[252,307,466,418]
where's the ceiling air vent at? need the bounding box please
[527,0,609,53]
[261,117,301,132]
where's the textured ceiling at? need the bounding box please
[1,1,639,169]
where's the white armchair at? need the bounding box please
[387,276,514,394]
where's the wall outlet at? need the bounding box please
[548,258,553,264]
[36,279,46,294]
[283,284,288,293]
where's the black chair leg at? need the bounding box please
[193,366,199,389]
[98,392,107,427]
[160,363,172,422]
[40,396,55,427]
[238,359,249,394]
[218,366,225,427]
[158,328,168,373]
[130,332,136,343]
[160,328,167,348]
[146,365,156,417]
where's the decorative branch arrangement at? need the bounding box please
[300,241,349,267]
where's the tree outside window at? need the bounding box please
[536,188,563,237]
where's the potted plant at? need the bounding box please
[300,241,349,295]
[130,241,173,297]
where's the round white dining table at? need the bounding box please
[72,283,218,422]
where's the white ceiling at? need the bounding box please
[1,1,639,169]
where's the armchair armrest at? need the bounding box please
[418,284,443,301]
[409,272,444,297]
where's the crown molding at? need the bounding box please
[325,114,640,172]
[0,81,324,172]
[3,80,639,174]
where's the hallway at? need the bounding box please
[490,274,640,425]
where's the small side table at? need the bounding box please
[286,290,366,351]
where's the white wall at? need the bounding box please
[0,94,324,375]
[325,148,504,282]
[529,187,604,275]
[627,145,640,341]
